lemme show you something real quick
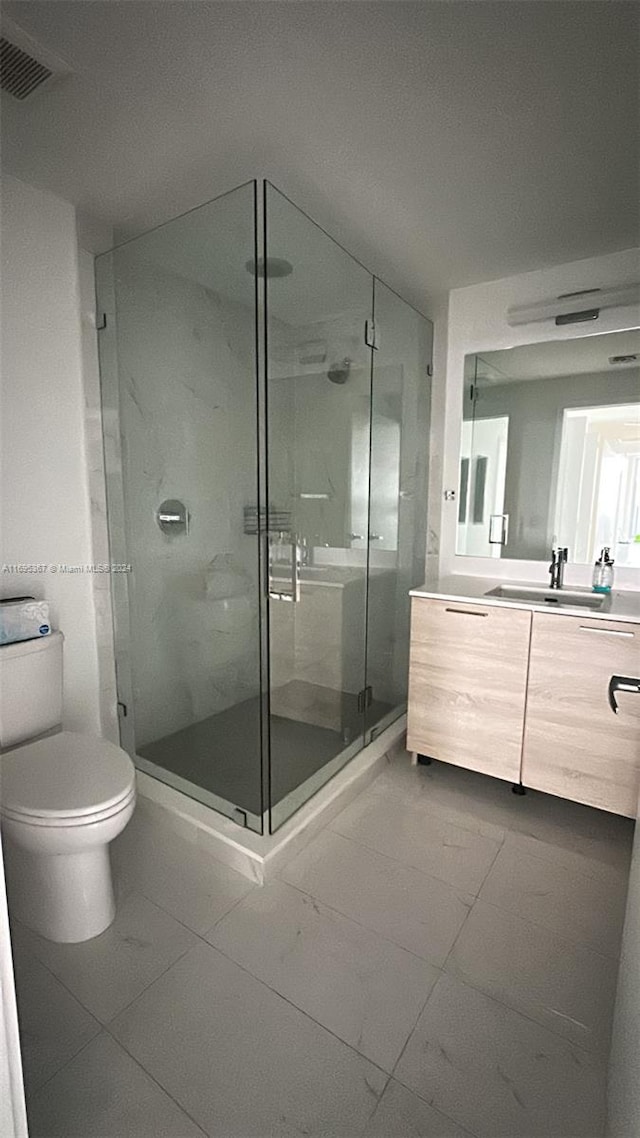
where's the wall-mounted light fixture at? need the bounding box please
[507,283,640,327]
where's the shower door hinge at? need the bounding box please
[357,686,373,714]
[95,312,107,331]
[364,319,378,350]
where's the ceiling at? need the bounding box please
[2,1,638,309]
[474,328,640,384]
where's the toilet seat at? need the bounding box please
[1,784,136,828]
[0,730,135,824]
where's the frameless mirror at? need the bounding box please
[456,329,640,565]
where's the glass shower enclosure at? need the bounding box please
[96,181,432,835]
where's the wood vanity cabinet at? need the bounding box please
[521,612,640,818]
[407,597,531,783]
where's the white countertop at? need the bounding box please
[410,574,640,625]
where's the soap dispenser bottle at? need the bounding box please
[592,547,614,593]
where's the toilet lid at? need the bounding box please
[0,731,135,821]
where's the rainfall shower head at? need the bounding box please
[245,257,293,279]
[327,358,351,385]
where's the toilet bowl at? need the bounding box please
[1,731,136,943]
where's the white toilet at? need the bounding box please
[0,631,136,943]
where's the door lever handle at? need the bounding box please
[608,675,640,714]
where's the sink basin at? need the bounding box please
[485,584,606,610]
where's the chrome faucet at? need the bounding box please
[549,546,568,590]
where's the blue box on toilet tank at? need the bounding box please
[0,599,51,645]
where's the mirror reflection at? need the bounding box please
[456,329,640,565]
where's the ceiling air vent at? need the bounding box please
[0,37,53,100]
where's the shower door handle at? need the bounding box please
[266,535,301,603]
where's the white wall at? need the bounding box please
[439,247,640,587]
[0,174,102,732]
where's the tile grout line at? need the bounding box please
[332,774,507,848]
[25,1025,104,1102]
[296,824,491,904]
[267,874,454,970]
[459,894,620,970]
[374,764,633,871]
[200,887,257,938]
[433,834,506,975]
[84,906,397,1095]
[386,1072,482,1138]
[182,932,397,1086]
[102,940,200,1026]
[115,874,253,943]
[388,969,608,1129]
[437,962,613,1064]
[18,921,246,1136]
[340,774,509,846]
[12,900,200,1027]
[435,870,617,1061]
[97,1027,210,1137]
[474,880,626,963]
[369,769,629,961]
[198,880,448,1080]
[383,895,612,1083]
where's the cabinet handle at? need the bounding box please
[608,675,640,714]
[444,607,488,617]
[579,626,634,638]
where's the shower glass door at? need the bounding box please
[264,184,374,831]
[96,182,265,832]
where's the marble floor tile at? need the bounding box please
[374,759,509,843]
[446,899,618,1052]
[111,807,255,934]
[16,892,198,1023]
[208,878,440,1071]
[330,786,502,895]
[379,757,634,873]
[13,753,629,1138]
[395,973,607,1138]
[363,1079,473,1137]
[26,1032,205,1138]
[479,837,629,958]
[281,829,473,965]
[500,826,634,882]
[110,941,387,1137]
[12,945,100,1095]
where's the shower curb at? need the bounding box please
[133,717,407,885]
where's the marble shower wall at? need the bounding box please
[111,259,261,748]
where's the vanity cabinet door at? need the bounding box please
[522,613,640,817]
[407,598,531,782]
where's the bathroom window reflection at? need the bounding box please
[554,402,640,566]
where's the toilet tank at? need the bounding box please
[0,631,64,750]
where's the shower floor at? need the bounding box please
[138,682,393,818]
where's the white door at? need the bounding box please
[457,416,509,557]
